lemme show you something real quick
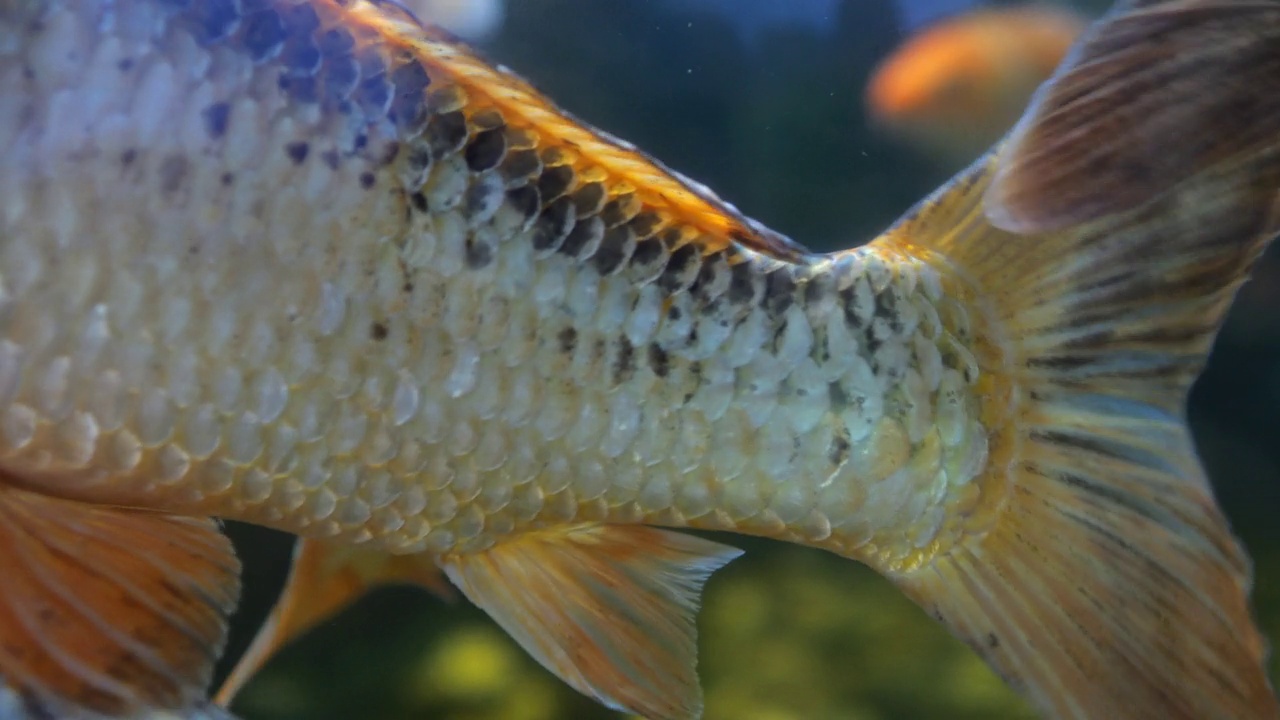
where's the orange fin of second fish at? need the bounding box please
[214,538,454,705]
[985,0,1280,233]
[441,525,742,720]
[0,480,240,718]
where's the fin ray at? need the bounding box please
[0,480,240,717]
[877,2,1280,709]
[215,538,453,706]
[441,525,741,720]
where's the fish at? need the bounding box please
[0,0,1278,719]
[866,4,1087,163]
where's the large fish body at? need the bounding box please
[0,1,1278,719]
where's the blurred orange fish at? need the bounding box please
[866,5,1086,162]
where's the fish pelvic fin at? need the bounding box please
[441,525,742,720]
[985,0,1280,233]
[0,479,240,718]
[875,53,1280,720]
[214,538,454,706]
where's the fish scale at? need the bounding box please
[0,0,986,566]
[3,1,1279,718]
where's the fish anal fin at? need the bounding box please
[215,538,453,705]
[441,525,742,720]
[0,479,240,717]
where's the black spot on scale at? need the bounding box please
[241,9,286,62]
[359,172,376,189]
[466,128,508,173]
[202,102,230,139]
[828,426,852,467]
[410,191,429,213]
[558,327,578,354]
[612,336,636,384]
[370,322,389,341]
[120,148,137,166]
[285,141,309,165]
[987,633,1000,649]
[464,236,494,269]
[647,344,671,378]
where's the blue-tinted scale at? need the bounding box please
[354,53,393,120]
[389,57,433,133]
[186,0,241,45]
[278,4,323,75]
[241,9,286,62]
[318,26,361,100]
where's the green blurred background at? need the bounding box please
[217,1,1280,718]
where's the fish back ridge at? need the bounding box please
[874,1,1280,713]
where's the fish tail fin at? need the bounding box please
[877,4,1280,715]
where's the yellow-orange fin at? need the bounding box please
[985,0,1280,233]
[214,538,453,705]
[0,481,240,718]
[441,525,741,720]
[880,46,1280,713]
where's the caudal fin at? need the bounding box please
[880,2,1280,716]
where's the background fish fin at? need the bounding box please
[985,0,1280,233]
[215,538,453,705]
[441,525,741,720]
[0,481,240,717]
[879,79,1280,715]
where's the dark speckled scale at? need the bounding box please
[628,212,663,240]
[505,185,541,229]
[626,237,670,285]
[465,128,508,173]
[727,260,763,307]
[570,182,606,216]
[657,242,701,293]
[600,194,640,227]
[241,9,286,62]
[558,215,605,260]
[592,225,636,276]
[355,56,392,119]
[389,57,432,134]
[536,164,574,203]
[764,268,797,317]
[278,5,322,75]
[531,197,576,254]
[186,0,241,45]
[689,252,730,305]
[427,111,468,158]
[499,148,542,185]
